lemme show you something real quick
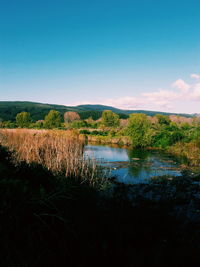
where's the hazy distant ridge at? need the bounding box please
[0,101,194,122]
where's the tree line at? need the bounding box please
[0,110,121,129]
[1,109,200,149]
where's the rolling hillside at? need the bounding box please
[0,101,194,122]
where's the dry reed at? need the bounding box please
[169,139,200,166]
[0,129,105,186]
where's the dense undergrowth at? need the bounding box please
[0,143,200,267]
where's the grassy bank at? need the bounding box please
[86,134,131,146]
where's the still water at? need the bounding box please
[84,144,182,184]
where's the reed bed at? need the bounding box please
[0,129,106,186]
[169,139,200,166]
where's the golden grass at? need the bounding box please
[169,139,200,166]
[0,129,104,185]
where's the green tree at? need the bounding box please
[44,110,61,129]
[101,110,120,127]
[16,112,31,128]
[156,114,170,125]
[70,120,88,129]
[126,113,153,147]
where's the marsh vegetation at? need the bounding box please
[0,129,108,188]
[1,109,200,165]
[0,113,200,267]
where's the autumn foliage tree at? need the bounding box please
[64,111,80,123]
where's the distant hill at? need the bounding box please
[0,101,78,122]
[77,104,193,117]
[0,101,194,122]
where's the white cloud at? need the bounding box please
[141,89,180,110]
[67,74,200,113]
[171,79,190,93]
[103,97,145,109]
[142,89,178,101]
[68,97,145,110]
[103,77,200,111]
[191,83,200,101]
[191,73,200,79]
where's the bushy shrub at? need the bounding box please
[152,127,184,148]
[126,114,154,148]
[79,129,91,135]
[70,120,89,129]
[1,121,16,128]
[185,126,200,142]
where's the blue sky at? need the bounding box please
[0,0,200,113]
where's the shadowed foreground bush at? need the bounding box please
[0,146,200,267]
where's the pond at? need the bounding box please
[84,144,182,184]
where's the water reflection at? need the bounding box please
[84,144,181,184]
[85,145,129,162]
[127,149,152,177]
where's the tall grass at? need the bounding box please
[169,138,200,166]
[0,129,106,186]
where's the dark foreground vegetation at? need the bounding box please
[1,143,200,267]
